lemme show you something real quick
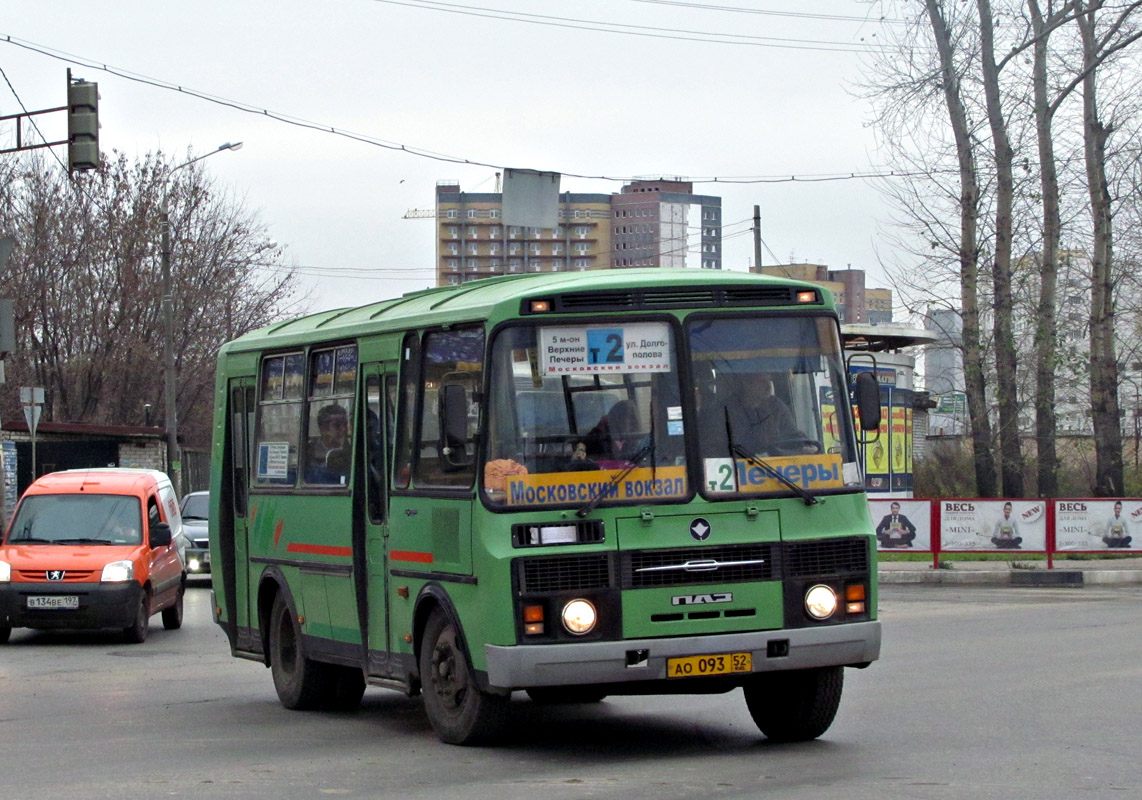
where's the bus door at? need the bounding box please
[222,378,257,652]
[360,366,396,678]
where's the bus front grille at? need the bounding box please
[519,554,613,593]
[622,544,775,588]
[784,537,869,577]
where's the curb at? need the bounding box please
[879,569,1142,586]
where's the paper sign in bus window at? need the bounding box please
[539,322,672,375]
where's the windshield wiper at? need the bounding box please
[724,407,818,506]
[576,439,654,519]
[11,536,54,544]
[55,538,115,545]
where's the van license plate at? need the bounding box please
[667,652,752,678]
[27,595,79,610]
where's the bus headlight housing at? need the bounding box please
[561,599,597,635]
[101,560,134,583]
[804,584,838,620]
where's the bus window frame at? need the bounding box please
[481,314,694,513]
[683,308,863,502]
[251,342,359,495]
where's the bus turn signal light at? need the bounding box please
[523,604,545,635]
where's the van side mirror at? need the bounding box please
[439,383,474,472]
[150,521,172,548]
[854,372,882,431]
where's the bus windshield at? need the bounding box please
[483,313,862,509]
[689,314,861,498]
[484,320,686,509]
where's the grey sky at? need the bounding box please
[1,0,898,312]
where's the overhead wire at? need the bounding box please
[0,34,946,185]
[368,0,894,52]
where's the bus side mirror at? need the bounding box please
[854,372,881,431]
[439,383,474,472]
[150,521,172,548]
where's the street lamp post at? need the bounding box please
[161,141,242,492]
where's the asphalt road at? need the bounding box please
[1,582,1140,800]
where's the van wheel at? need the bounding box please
[123,594,150,644]
[0,626,11,644]
[269,594,329,710]
[743,666,843,742]
[161,587,184,630]
[419,609,508,745]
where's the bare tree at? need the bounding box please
[0,151,305,446]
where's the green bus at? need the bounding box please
[209,268,883,745]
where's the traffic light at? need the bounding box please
[67,78,100,171]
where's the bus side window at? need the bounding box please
[415,328,484,488]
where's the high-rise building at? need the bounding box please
[752,263,893,325]
[432,179,721,286]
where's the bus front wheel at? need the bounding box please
[419,609,508,745]
[743,666,843,742]
[269,594,328,710]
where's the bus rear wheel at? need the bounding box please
[743,666,843,742]
[269,594,329,710]
[0,626,10,644]
[419,609,508,745]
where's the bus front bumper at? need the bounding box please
[484,620,880,690]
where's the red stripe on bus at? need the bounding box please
[286,543,353,557]
[390,550,434,564]
[273,519,283,547]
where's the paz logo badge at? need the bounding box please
[47,570,66,581]
[689,518,711,542]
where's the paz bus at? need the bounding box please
[208,268,883,745]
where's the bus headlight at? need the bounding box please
[561,599,597,635]
[101,560,134,583]
[804,584,838,620]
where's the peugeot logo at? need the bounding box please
[689,517,711,542]
[46,570,65,581]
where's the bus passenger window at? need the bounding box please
[304,345,357,486]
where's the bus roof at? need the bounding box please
[222,268,831,353]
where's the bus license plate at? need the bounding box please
[667,652,752,678]
[27,595,79,610]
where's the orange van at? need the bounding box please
[0,469,186,644]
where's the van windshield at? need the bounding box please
[6,494,144,545]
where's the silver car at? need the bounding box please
[179,491,210,574]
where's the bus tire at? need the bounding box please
[743,666,843,742]
[419,609,508,745]
[269,593,329,710]
[0,626,10,644]
[526,686,607,704]
[123,593,150,644]
[161,586,184,630]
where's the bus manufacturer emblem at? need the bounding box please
[689,518,711,541]
[672,592,732,606]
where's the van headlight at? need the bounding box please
[101,560,134,583]
[0,560,10,582]
[805,584,838,620]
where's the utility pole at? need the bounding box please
[752,205,762,271]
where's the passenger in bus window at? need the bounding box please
[308,403,350,482]
[586,399,641,467]
[734,373,815,456]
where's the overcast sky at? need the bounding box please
[1,1,902,314]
